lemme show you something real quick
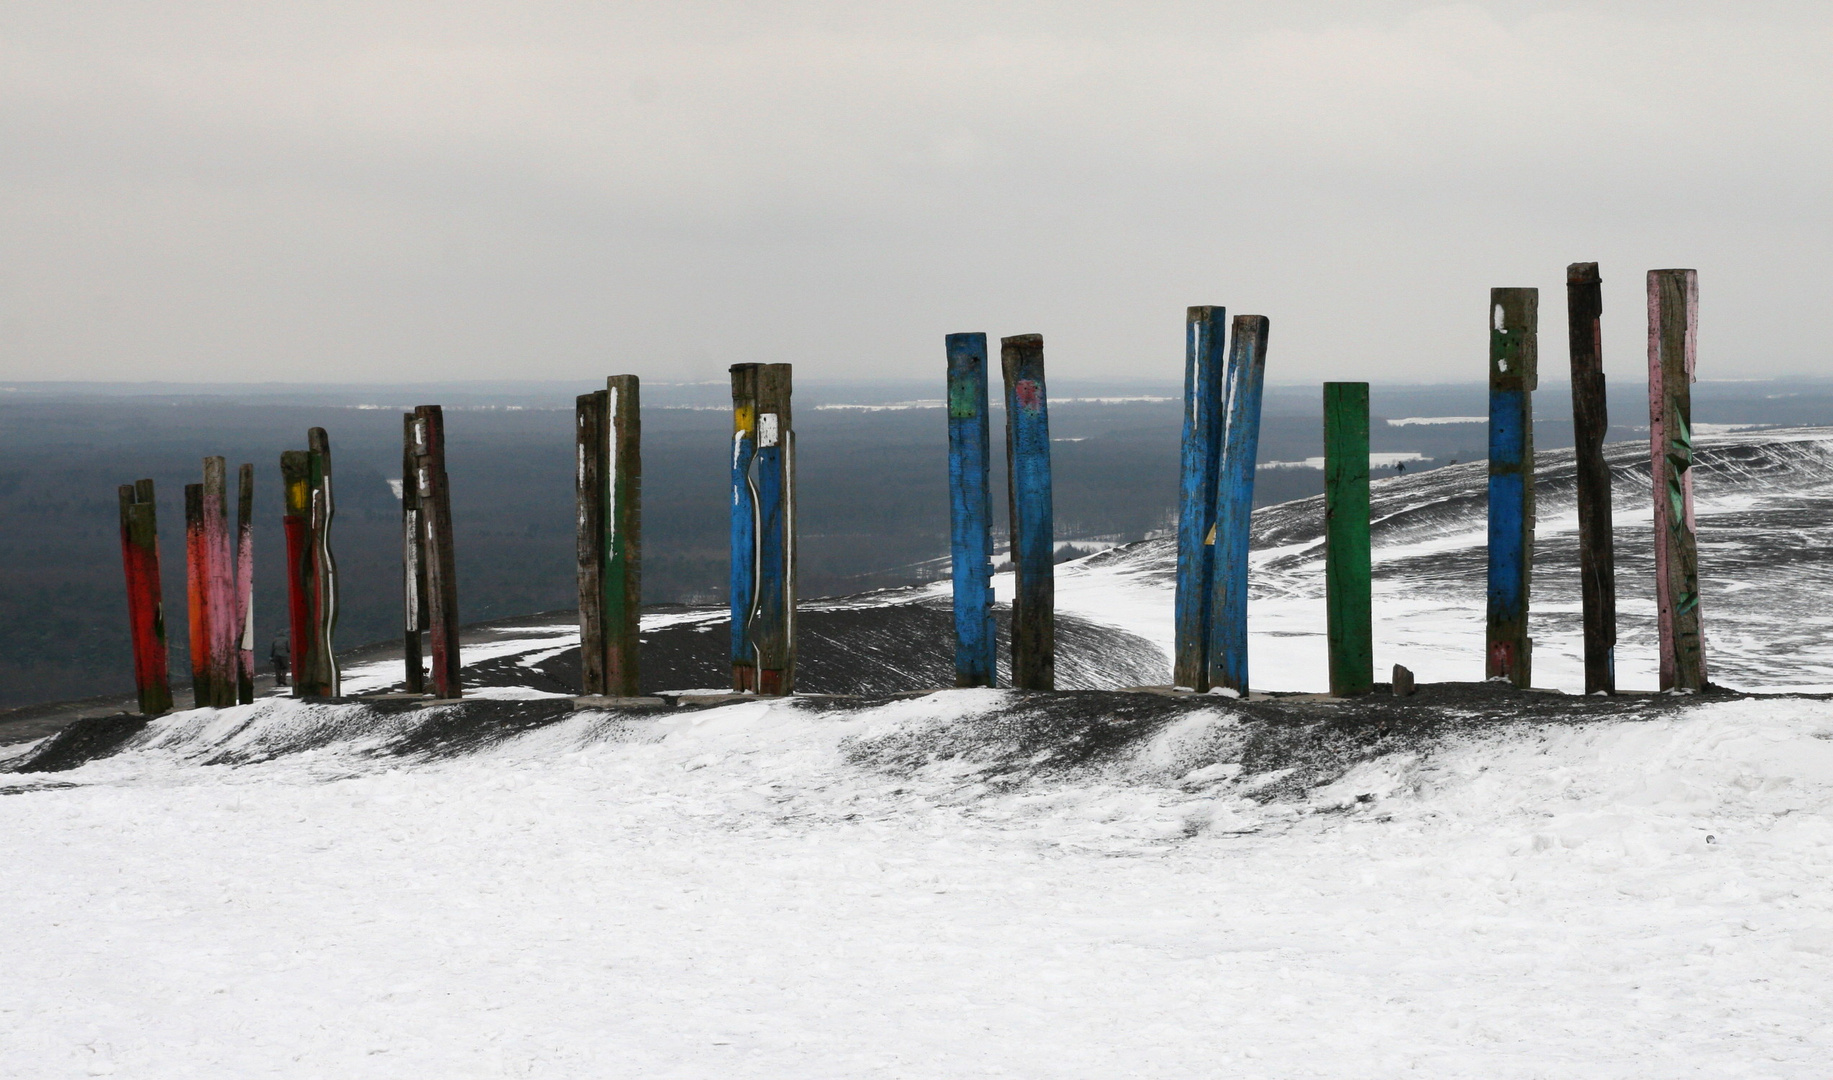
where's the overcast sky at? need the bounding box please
[3,2,1829,386]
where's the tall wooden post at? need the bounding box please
[1567,263,1616,695]
[1323,382,1372,696]
[306,429,341,697]
[1001,334,1054,691]
[753,365,795,695]
[402,413,428,694]
[184,482,210,707]
[729,364,760,692]
[235,463,255,704]
[117,479,172,716]
[1648,269,1707,691]
[412,406,461,699]
[1173,306,1225,691]
[603,375,643,696]
[198,457,237,707]
[947,333,997,688]
[574,391,608,696]
[280,450,315,695]
[1208,315,1270,695]
[1487,288,1537,688]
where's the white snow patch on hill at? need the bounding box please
[4,693,1833,1076]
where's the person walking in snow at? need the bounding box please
[270,633,291,687]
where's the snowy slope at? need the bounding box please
[4,690,1833,1076]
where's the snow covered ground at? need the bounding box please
[5,691,1833,1077]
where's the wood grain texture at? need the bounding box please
[574,391,607,696]
[1323,382,1372,696]
[413,407,462,699]
[1002,334,1055,691]
[1567,263,1616,694]
[1173,306,1224,691]
[1207,314,1269,695]
[946,333,997,688]
[117,479,172,716]
[1487,288,1537,688]
[1648,269,1707,691]
[604,375,643,697]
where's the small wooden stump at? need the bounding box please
[1392,664,1416,697]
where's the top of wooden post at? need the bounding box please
[1567,262,1600,285]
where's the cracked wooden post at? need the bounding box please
[947,333,997,688]
[117,479,172,716]
[1002,334,1054,691]
[1323,382,1372,696]
[603,375,643,697]
[280,450,315,695]
[1207,314,1269,696]
[1487,288,1537,688]
[235,463,255,705]
[1648,269,1707,691]
[307,429,341,697]
[412,407,461,699]
[1567,263,1616,695]
[402,413,428,694]
[1173,306,1225,691]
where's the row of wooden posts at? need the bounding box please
[1174,264,1702,698]
[117,418,460,714]
[119,264,1706,714]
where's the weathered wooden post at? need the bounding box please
[577,378,644,697]
[202,457,238,706]
[412,407,461,699]
[1567,263,1616,694]
[235,464,255,704]
[1173,306,1225,691]
[307,429,341,696]
[1002,334,1054,691]
[1487,288,1537,688]
[753,365,795,695]
[402,414,428,694]
[117,479,172,716]
[727,364,796,695]
[603,376,642,696]
[280,450,315,695]
[947,333,997,688]
[1208,315,1270,695]
[1648,269,1707,691]
[729,364,759,692]
[184,482,210,707]
[574,390,607,695]
[1323,383,1372,696]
